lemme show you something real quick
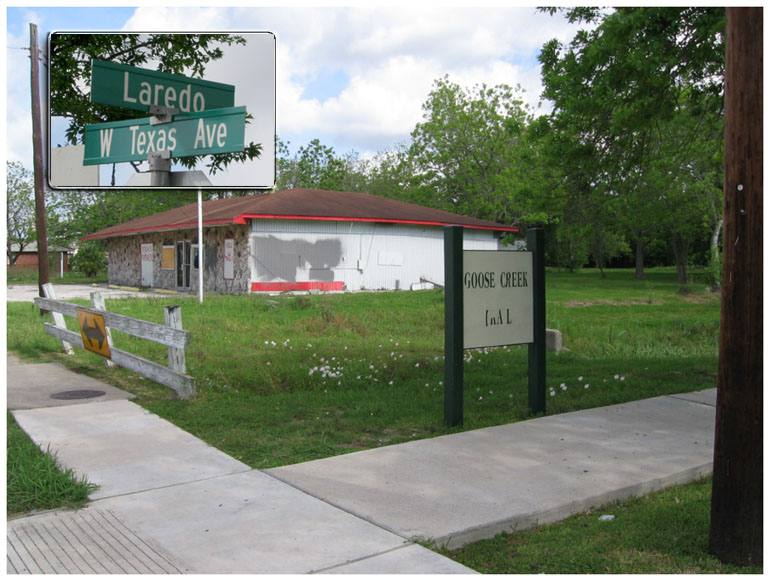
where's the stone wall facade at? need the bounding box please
[106,224,251,293]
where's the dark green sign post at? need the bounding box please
[527,227,546,415]
[443,226,546,427]
[444,225,465,427]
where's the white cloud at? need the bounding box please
[7,5,587,185]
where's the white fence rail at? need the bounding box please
[34,283,195,398]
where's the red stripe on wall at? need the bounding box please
[251,281,345,292]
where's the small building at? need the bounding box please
[7,242,71,271]
[81,188,518,294]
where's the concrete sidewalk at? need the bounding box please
[7,354,715,574]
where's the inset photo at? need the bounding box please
[48,31,275,189]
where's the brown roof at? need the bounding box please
[82,188,517,240]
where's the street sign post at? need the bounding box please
[83,106,246,166]
[91,59,235,113]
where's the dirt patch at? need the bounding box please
[565,300,662,307]
[679,292,721,304]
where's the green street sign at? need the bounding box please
[91,59,235,113]
[83,106,246,165]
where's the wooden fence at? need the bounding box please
[34,283,195,398]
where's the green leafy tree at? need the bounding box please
[6,162,36,266]
[69,240,106,277]
[407,76,543,226]
[539,7,725,280]
[276,138,358,191]
[361,143,418,201]
[49,33,261,175]
[53,188,199,241]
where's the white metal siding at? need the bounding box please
[250,219,500,291]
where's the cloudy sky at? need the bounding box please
[5,4,587,189]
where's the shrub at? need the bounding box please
[70,241,107,277]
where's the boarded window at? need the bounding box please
[161,246,175,269]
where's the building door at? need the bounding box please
[176,240,191,290]
[140,243,153,287]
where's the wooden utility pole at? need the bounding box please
[30,23,50,298]
[709,7,762,567]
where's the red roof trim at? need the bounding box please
[237,214,518,232]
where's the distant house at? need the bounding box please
[7,242,71,271]
[81,188,518,293]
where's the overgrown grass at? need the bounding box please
[6,268,720,468]
[7,411,98,517]
[7,266,107,285]
[440,476,761,574]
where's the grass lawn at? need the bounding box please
[440,476,761,574]
[6,267,748,573]
[7,266,107,285]
[7,411,98,517]
[7,268,720,468]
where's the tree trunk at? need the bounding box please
[711,216,723,264]
[709,6,763,567]
[634,233,645,279]
[671,233,689,284]
[709,216,724,289]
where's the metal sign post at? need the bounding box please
[198,188,203,304]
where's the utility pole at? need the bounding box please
[30,23,49,300]
[709,6,763,567]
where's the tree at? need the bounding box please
[69,240,106,277]
[408,76,547,227]
[275,138,359,191]
[539,7,725,279]
[6,161,36,266]
[52,188,199,242]
[361,143,416,201]
[48,33,261,175]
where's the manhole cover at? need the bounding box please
[50,390,106,400]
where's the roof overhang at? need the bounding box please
[83,214,518,241]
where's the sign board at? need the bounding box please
[224,239,235,280]
[91,59,235,113]
[141,243,154,287]
[443,226,545,427]
[82,106,246,165]
[76,307,111,359]
[462,250,533,349]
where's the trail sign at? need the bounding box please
[76,307,111,359]
[83,106,246,165]
[462,250,533,349]
[443,226,545,427]
[91,59,235,113]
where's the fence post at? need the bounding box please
[164,305,187,375]
[91,291,116,368]
[42,283,73,355]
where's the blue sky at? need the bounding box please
[5,4,586,189]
